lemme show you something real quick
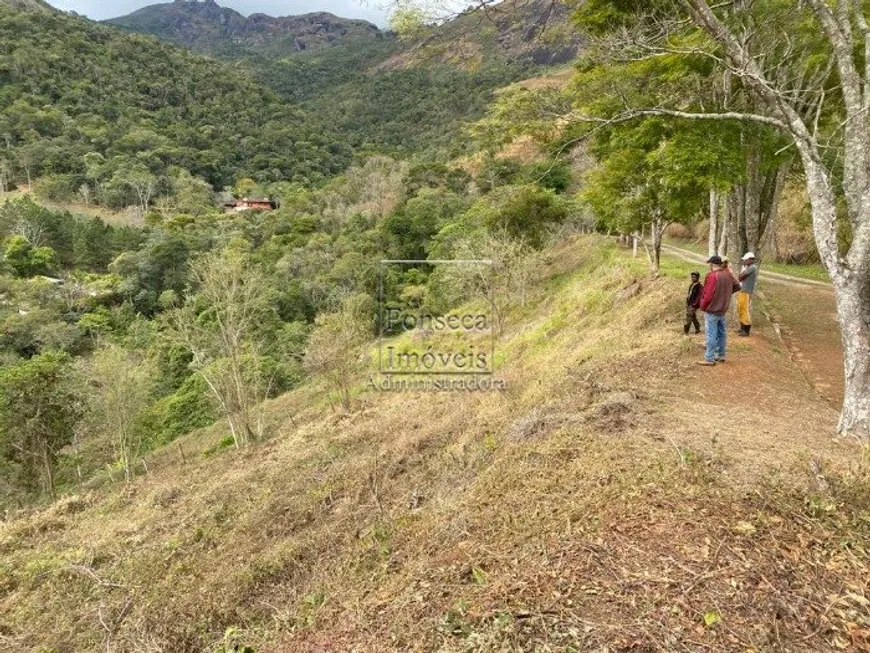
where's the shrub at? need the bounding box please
[3,236,58,277]
[33,174,81,203]
[143,375,215,449]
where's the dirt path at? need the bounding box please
[660,243,832,288]
[660,243,844,410]
[664,306,850,480]
[0,187,133,226]
[761,284,844,409]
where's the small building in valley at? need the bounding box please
[224,197,277,213]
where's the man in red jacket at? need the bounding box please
[698,255,741,366]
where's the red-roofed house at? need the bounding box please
[224,197,277,213]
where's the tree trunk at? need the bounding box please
[718,195,730,255]
[40,438,54,499]
[831,277,870,439]
[647,216,664,276]
[759,159,790,257]
[743,157,792,259]
[796,145,869,440]
[724,191,741,260]
[708,188,719,257]
[72,433,83,483]
[762,184,781,262]
[733,187,746,259]
[121,425,132,483]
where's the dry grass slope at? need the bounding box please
[0,236,867,652]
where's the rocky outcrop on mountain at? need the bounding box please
[105,0,383,54]
[377,0,582,72]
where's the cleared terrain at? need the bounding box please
[1,236,867,652]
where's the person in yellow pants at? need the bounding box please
[737,252,758,336]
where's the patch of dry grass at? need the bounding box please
[515,68,573,90]
[1,188,133,226]
[0,236,866,652]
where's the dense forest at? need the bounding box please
[101,0,570,160]
[0,6,352,204]
[247,41,532,159]
[0,4,540,211]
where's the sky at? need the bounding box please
[45,0,390,27]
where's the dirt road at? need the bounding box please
[660,243,832,289]
[661,243,844,409]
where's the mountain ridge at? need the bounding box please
[105,0,384,54]
[0,0,54,11]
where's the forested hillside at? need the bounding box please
[104,0,578,159]
[0,0,52,10]
[0,5,351,209]
[384,0,582,70]
[250,43,532,158]
[0,1,556,206]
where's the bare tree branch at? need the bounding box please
[569,107,788,130]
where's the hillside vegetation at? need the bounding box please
[102,0,578,160]
[251,46,531,159]
[1,236,866,651]
[383,0,582,71]
[0,150,579,507]
[0,1,552,206]
[0,5,350,203]
[0,0,51,10]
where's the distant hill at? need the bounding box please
[0,0,53,10]
[105,0,579,68]
[241,0,581,158]
[239,0,582,124]
[105,0,383,56]
[380,0,583,71]
[0,5,352,196]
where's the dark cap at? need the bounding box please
[690,271,700,277]
[707,255,723,265]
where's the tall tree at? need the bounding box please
[304,293,373,411]
[85,345,154,482]
[109,163,158,219]
[167,247,274,447]
[581,118,728,273]
[0,352,82,499]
